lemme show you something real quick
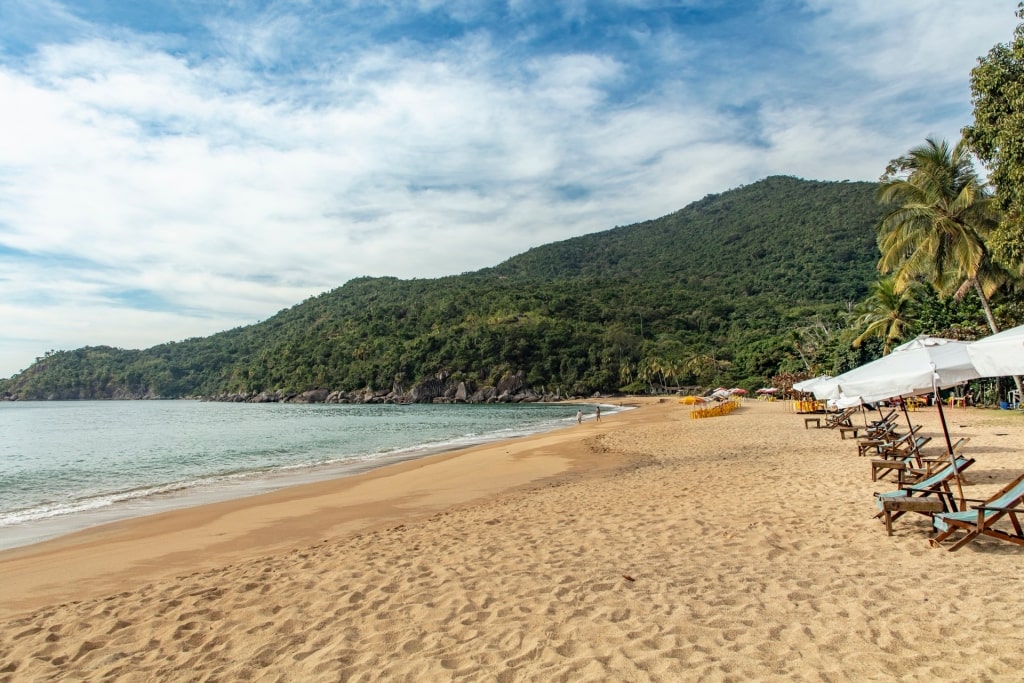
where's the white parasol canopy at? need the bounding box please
[823,336,978,405]
[811,377,843,401]
[966,323,1024,377]
[793,375,832,394]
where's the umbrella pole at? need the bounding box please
[901,400,913,433]
[935,395,965,507]
[899,400,921,466]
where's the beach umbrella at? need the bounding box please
[793,375,831,394]
[828,336,980,503]
[678,395,705,405]
[830,336,978,403]
[967,323,1024,377]
[756,387,777,394]
[810,377,843,401]
[731,388,748,395]
[834,394,871,427]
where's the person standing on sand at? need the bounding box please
[595,405,601,421]
[577,409,583,424]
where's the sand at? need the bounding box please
[1,397,1023,682]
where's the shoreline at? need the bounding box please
[4,398,1024,681]
[0,397,644,618]
[0,400,620,553]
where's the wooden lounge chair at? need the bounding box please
[864,417,900,440]
[874,457,975,536]
[851,409,896,434]
[850,416,900,446]
[867,409,897,428]
[822,407,856,429]
[930,472,1024,551]
[897,438,971,485]
[858,424,922,458]
[870,435,933,481]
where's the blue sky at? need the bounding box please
[0,0,1018,378]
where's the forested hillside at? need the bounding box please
[0,176,884,400]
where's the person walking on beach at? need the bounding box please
[595,405,601,422]
[577,408,583,424]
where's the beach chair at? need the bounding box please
[873,457,975,536]
[823,407,857,429]
[870,435,933,482]
[857,424,922,458]
[898,438,971,484]
[850,417,899,447]
[864,411,897,432]
[863,416,901,441]
[868,409,897,427]
[930,472,1024,551]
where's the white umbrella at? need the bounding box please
[826,336,981,504]
[967,323,1024,377]
[810,377,843,401]
[834,394,863,409]
[830,336,978,403]
[793,375,831,393]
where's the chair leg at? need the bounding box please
[930,526,956,548]
[1011,512,1022,537]
[947,529,979,551]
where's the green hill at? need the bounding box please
[0,176,883,401]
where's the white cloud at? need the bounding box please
[0,0,1020,377]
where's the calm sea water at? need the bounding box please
[0,400,603,550]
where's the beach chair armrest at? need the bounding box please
[971,504,1022,513]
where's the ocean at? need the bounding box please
[0,400,604,551]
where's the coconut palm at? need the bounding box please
[852,277,918,354]
[877,137,1003,331]
[878,136,1021,394]
[684,353,722,386]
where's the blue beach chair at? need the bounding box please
[870,435,933,482]
[874,457,974,536]
[931,472,1024,551]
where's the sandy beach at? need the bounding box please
[2,397,1023,681]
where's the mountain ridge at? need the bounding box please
[0,175,883,400]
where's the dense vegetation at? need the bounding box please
[0,176,887,400]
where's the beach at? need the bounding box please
[1,397,1023,681]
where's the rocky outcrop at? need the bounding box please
[292,389,330,403]
[496,372,526,396]
[203,370,569,405]
[409,377,447,403]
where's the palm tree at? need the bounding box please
[877,137,1002,331]
[877,137,1021,395]
[852,277,918,354]
[684,353,720,386]
[636,357,660,391]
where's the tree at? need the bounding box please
[877,137,1003,333]
[851,277,918,354]
[878,136,1022,396]
[963,3,1024,273]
